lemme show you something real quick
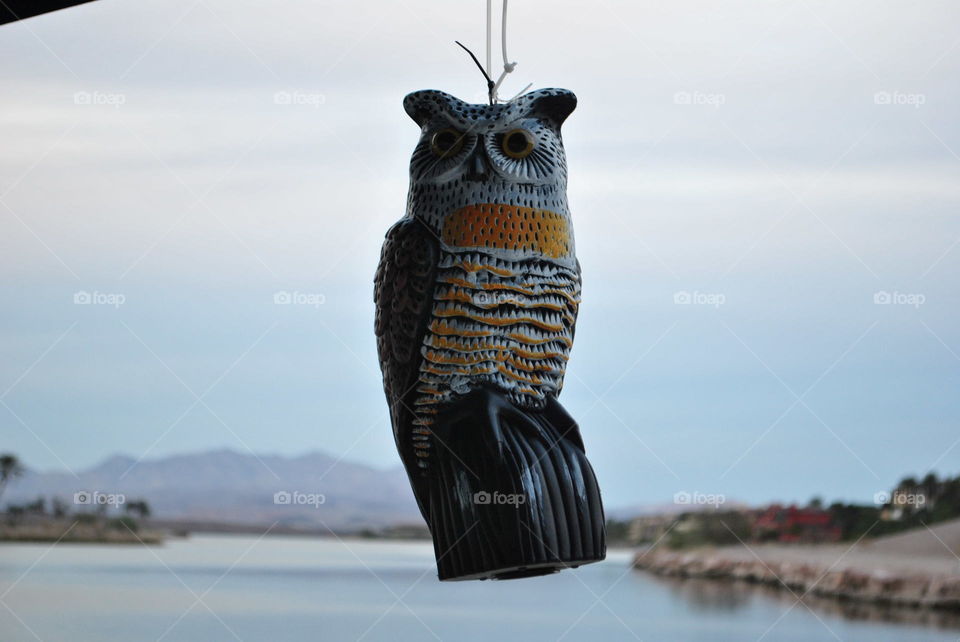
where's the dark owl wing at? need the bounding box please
[374,217,439,470]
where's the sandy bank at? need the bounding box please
[634,518,960,610]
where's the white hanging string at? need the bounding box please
[500,0,511,70]
[505,82,533,102]
[485,0,492,79]
[484,0,529,103]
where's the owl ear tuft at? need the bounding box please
[527,88,577,128]
[404,90,450,128]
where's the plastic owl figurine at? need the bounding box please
[374,88,605,580]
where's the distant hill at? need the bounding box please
[3,449,423,532]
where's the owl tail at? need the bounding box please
[424,387,606,581]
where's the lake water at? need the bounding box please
[1,534,957,641]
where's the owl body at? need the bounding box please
[401,89,581,467]
[375,88,604,580]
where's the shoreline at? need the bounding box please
[633,516,960,612]
[0,522,165,545]
[634,545,960,611]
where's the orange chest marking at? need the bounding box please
[441,203,571,259]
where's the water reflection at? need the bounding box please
[649,574,960,631]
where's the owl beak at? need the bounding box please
[465,150,488,182]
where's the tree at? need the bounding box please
[24,497,45,515]
[0,453,25,504]
[5,505,24,526]
[920,472,939,504]
[125,500,151,520]
[898,476,919,491]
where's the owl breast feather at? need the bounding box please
[407,245,581,466]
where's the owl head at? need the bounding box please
[403,89,577,259]
[404,87,576,188]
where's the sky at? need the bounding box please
[0,0,958,510]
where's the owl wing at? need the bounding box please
[557,258,583,396]
[570,258,583,346]
[374,216,439,474]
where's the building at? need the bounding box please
[751,504,841,543]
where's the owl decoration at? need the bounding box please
[374,87,605,581]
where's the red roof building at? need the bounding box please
[752,504,841,543]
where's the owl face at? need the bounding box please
[404,88,576,187]
[404,88,578,264]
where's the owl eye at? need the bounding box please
[430,128,465,158]
[501,129,535,159]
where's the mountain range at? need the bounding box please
[4,449,423,531]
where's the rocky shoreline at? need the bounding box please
[634,547,960,611]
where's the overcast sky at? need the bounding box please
[1,0,958,509]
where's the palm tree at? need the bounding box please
[0,453,25,505]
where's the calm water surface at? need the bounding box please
[1,534,957,641]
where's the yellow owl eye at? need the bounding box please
[501,129,535,159]
[430,128,465,158]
